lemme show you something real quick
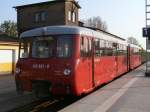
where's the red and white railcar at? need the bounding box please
[15,26,141,96]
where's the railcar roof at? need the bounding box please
[129,44,141,49]
[20,25,126,44]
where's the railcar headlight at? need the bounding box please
[64,69,71,76]
[15,67,21,74]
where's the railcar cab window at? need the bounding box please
[32,37,55,58]
[56,36,72,58]
[31,36,72,58]
[19,40,30,58]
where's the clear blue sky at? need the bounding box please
[0,0,146,48]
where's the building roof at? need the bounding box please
[0,30,5,35]
[14,0,81,9]
[20,25,126,45]
[0,34,18,42]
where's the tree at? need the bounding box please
[83,16,108,31]
[127,37,139,46]
[0,20,18,37]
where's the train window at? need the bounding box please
[117,44,127,55]
[105,41,113,56]
[94,39,106,57]
[105,48,113,56]
[94,39,101,56]
[56,36,72,58]
[95,39,100,49]
[32,37,55,58]
[117,44,122,55]
[123,45,127,55]
[133,48,139,55]
[88,38,92,52]
[81,36,84,46]
[105,41,109,48]
[80,37,89,57]
[19,40,30,58]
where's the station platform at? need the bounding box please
[0,75,35,112]
[59,64,150,112]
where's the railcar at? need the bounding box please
[15,26,141,96]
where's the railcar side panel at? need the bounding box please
[94,56,116,86]
[116,55,128,76]
[130,55,141,69]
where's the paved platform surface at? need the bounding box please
[0,75,35,112]
[59,64,150,112]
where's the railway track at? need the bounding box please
[7,98,61,112]
[7,96,79,112]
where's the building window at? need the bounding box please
[41,12,46,21]
[34,11,47,23]
[68,11,71,21]
[35,13,40,22]
[72,12,76,22]
[68,11,76,23]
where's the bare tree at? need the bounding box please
[127,37,139,46]
[83,16,108,31]
[0,20,18,37]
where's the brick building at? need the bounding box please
[14,0,81,34]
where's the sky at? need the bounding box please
[0,0,146,48]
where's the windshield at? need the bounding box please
[19,35,73,59]
[19,40,30,58]
[56,36,72,58]
[32,37,55,58]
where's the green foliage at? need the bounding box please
[0,20,18,37]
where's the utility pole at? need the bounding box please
[144,0,150,76]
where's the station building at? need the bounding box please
[14,0,81,34]
[0,33,19,75]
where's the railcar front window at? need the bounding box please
[32,37,55,58]
[19,40,30,58]
[56,36,72,58]
[31,36,72,58]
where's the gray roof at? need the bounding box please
[20,25,125,42]
[20,25,91,37]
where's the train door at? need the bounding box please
[127,46,130,71]
[128,46,132,70]
[91,38,106,87]
[80,36,93,91]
